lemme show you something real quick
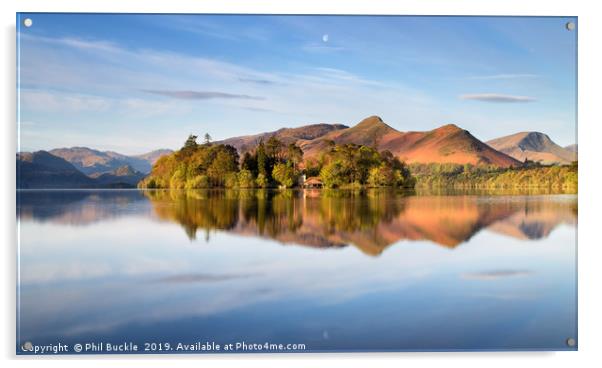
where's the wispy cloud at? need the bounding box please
[312,67,386,88]
[238,77,277,85]
[468,73,539,80]
[302,43,345,53]
[240,106,276,113]
[21,90,112,112]
[459,93,537,103]
[19,33,122,54]
[142,89,265,101]
[154,15,271,43]
[461,270,532,281]
[466,292,537,300]
[21,89,184,117]
[153,272,260,284]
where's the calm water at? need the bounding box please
[16,189,577,353]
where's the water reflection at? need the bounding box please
[17,190,150,225]
[146,190,576,255]
[16,189,578,351]
[18,190,577,255]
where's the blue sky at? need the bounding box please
[17,14,577,155]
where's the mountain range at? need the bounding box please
[565,144,578,153]
[17,149,169,189]
[49,147,172,175]
[17,151,96,189]
[299,116,520,167]
[219,116,575,167]
[216,123,349,155]
[17,115,575,188]
[486,132,577,165]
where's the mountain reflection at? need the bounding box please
[17,190,151,225]
[143,190,577,255]
[17,190,576,255]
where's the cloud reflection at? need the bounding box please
[153,272,261,284]
[461,270,532,281]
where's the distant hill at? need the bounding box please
[17,151,96,189]
[215,123,348,155]
[486,132,576,164]
[17,152,147,189]
[298,116,520,167]
[49,147,172,175]
[565,144,578,153]
[133,149,173,165]
[90,165,146,187]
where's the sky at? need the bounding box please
[17,14,577,155]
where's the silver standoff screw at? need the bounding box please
[565,21,575,31]
[21,341,33,351]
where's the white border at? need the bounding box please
[2,1,601,367]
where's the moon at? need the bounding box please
[322,34,329,43]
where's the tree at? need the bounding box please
[237,169,255,188]
[266,136,284,161]
[334,144,358,182]
[357,145,380,183]
[169,168,187,189]
[313,142,416,188]
[256,173,268,188]
[140,138,245,189]
[204,133,212,145]
[257,141,268,178]
[241,152,258,175]
[224,172,238,188]
[304,159,321,177]
[185,175,209,189]
[207,146,239,186]
[287,143,303,170]
[183,134,198,150]
[272,163,298,188]
[368,164,394,187]
[320,161,346,188]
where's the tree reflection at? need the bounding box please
[16,190,576,255]
[143,189,577,255]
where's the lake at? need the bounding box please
[16,189,577,353]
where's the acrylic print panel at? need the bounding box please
[16,13,577,354]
